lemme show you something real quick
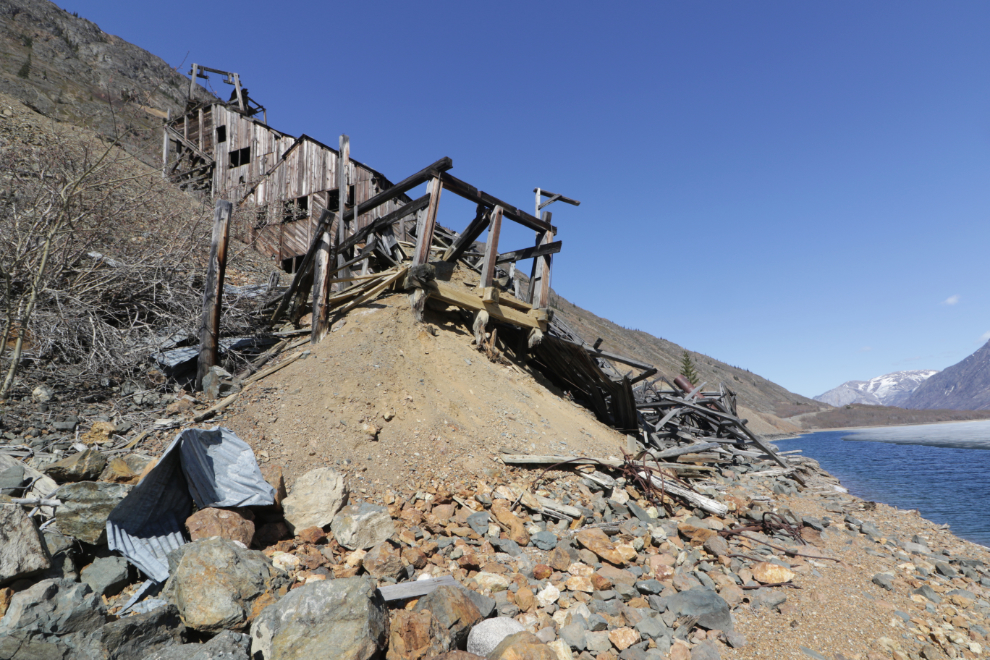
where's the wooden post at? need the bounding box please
[310,218,334,344]
[526,211,553,307]
[478,205,503,289]
[334,135,351,291]
[161,109,171,180]
[196,199,233,390]
[189,64,198,101]
[412,177,443,267]
[198,107,204,149]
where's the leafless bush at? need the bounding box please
[0,125,267,398]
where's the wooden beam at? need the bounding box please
[310,225,334,344]
[337,194,428,257]
[553,337,654,372]
[478,206,503,288]
[164,125,213,163]
[440,172,554,233]
[534,188,581,207]
[442,204,489,263]
[412,177,442,267]
[424,280,545,330]
[495,240,561,265]
[196,200,232,390]
[335,135,352,290]
[532,213,554,309]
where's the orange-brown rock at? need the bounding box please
[547,547,572,572]
[403,547,428,569]
[259,464,287,510]
[751,562,795,584]
[591,574,613,591]
[575,528,626,566]
[296,526,327,544]
[596,565,637,586]
[432,504,456,524]
[412,585,482,647]
[387,609,452,660]
[490,500,530,547]
[677,523,717,546]
[0,587,13,618]
[458,552,481,571]
[402,507,426,526]
[488,632,559,660]
[295,545,326,570]
[186,507,255,546]
[365,542,405,580]
[608,628,640,651]
[515,587,535,612]
[533,564,553,580]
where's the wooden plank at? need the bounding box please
[440,172,554,233]
[442,204,489,263]
[424,280,545,330]
[478,205,503,288]
[534,187,581,208]
[310,225,333,344]
[412,177,442,267]
[498,454,712,473]
[377,576,459,602]
[195,200,233,390]
[335,135,352,290]
[495,240,562,265]
[652,442,719,459]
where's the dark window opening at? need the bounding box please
[348,184,355,206]
[216,125,226,143]
[228,146,250,169]
[281,195,309,223]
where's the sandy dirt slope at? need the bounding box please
[221,291,629,494]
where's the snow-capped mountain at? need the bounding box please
[814,370,938,408]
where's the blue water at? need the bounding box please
[776,421,990,548]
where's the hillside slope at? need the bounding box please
[903,341,990,410]
[0,0,214,162]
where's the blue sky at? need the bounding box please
[66,1,990,398]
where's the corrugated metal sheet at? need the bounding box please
[106,427,275,582]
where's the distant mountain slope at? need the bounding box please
[0,0,214,162]
[814,370,937,407]
[903,342,990,410]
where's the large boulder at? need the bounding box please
[331,502,395,550]
[0,578,106,638]
[250,577,387,660]
[666,588,733,632]
[141,629,251,660]
[281,468,347,532]
[467,618,526,657]
[412,585,483,649]
[45,449,107,483]
[0,503,51,586]
[386,609,452,660]
[56,481,132,544]
[171,538,288,632]
[185,507,256,546]
[486,631,558,660]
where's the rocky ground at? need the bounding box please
[3,397,989,660]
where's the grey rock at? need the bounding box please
[466,617,525,656]
[560,622,588,650]
[619,647,648,660]
[32,384,54,403]
[585,631,612,653]
[413,584,483,648]
[935,561,958,578]
[531,531,558,551]
[635,615,667,640]
[331,501,395,550]
[587,613,609,631]
[75,604,186,660]
[56,481,132,544]
[913,585,942,604]
[171,538,288,633]
[626,501,652,523]
[496,600,520,618]
[802,517,824,531]
[142,629,250,660]
[202,366,242,401]
[691,641,721,660]
[0,578,106,638]
[0,462,28,495]
[38,530,78,581]
[724,631,746,648]
[750,589,787,612]
[466,512,490,536]
[903,541,929,555]
[702,535,729,558]
[460,587,496,619]
[535,628,556,644]
[666,588,732,632]
[947,588,977,600]
[634,580,662,596]
[799,647,828,660]
[490,537,522,557]
[647,595,668,612]
[251,577,386,660]
[614,581,638,601]
[81,556,132,597]
[860,521,882,538]
[45,449,107,483]
[872,573,895,592]
[0,503,51,586]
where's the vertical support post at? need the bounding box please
[478,205,503,289]
[310,213,334,344]
[198,107,204,148]
[233,73,245,112]
[196,199,233,391]
[412,177,442,267]
[183,114,189,141]
[189,64,198,102]
[526,210,554,308]
[334,135,351,291]
[161,123,170,180]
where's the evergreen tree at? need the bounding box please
[680,350,699,386]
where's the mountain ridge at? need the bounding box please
[814,369,938,408]
[903,342,990,410]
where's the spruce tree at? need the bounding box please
[680,350,699,386]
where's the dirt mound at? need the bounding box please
[221,291,628,494]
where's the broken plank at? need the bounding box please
[424,280,545,330]
[377,576,459,602]
[495,240,562,265]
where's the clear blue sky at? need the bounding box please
[65,1,990,398]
